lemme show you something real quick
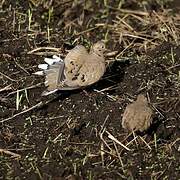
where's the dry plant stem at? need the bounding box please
[0,72,18,82]
[75,26,99,36]
[157,162,172,180]
[123,33,156,43]
[113,141,125,172]
[106,131,131,151]
[0,101,43,123]
[93,89,118,101]
[139,136,152,150]
[28,52,62,56]
[68,142,94,145]
[171,138,180,147]
[14,59,30,75]
[99,128,112,151]
[99,115,109,133]
[53,133,62,143]
[107,6,149,16]
[116,39,135,57]
[153,11,178,44]
[132,130,138,147]
[0,0,5,7]
[42,147,49,159]
[116,15,134,31]
[152,104,165,118]
[125,135,138,147]
[101,149,119,158]
[0,84,12,93]
[167,64,180,70]
[130,14,149,23]
[6,82,44,97]
[100,142,105,167]
[27,47,61,54]
[7,147,34,151]
[0,148,21,159]
[99,115,109,167]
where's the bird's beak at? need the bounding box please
[105,48,110,52]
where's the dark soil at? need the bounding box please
[0,0,179,179]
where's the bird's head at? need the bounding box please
[91,41,106,56]
[137,94,148,104]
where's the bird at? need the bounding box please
[121,94,153,132]
[34,41,107,96]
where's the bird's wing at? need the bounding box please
[65,50,105,87]
[44,61,81,91]
[44,61,65,91]
[64,45,88,80]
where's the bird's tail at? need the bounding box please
[34,55,65,96]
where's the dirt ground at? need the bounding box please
[0,0,180,179]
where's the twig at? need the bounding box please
[6,82,43,97]
[75,26,99,36]
[0,0,6,8]
[101,149,119,158]
[0,72,18,82]
[167,64,180,70]
[27,47,61,54]
[0,84,12,93]
[107,6,149,16]
[0,148,21,159]
[139,136,152,150]
[99,128,112,151]
[100,142,104,167]
[53,133,62,143]
[93,89,118,101]
[14,59,30,75]
[106,131,131,151]
[99,115,109,133]
[132,130,138,147]
[157,161,172,180]
[125,135,138,147]
[0,101,43,123]
[151,104,165,118]
[113,141,125,172]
